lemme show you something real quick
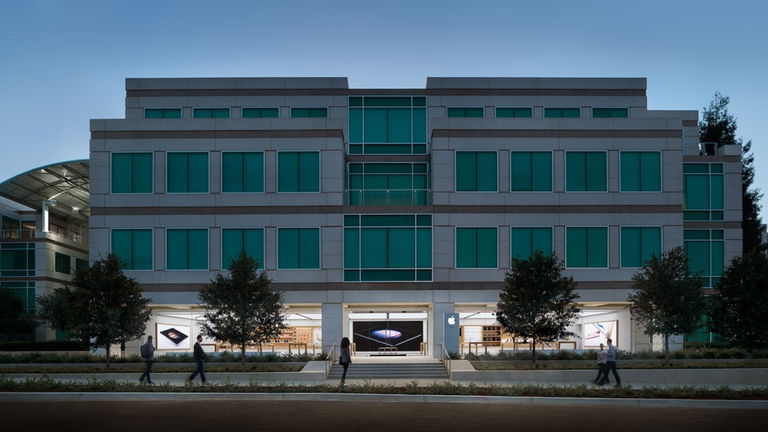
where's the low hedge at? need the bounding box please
[1,377,766,400]
[0,351,327,364]
[462,348,768,362]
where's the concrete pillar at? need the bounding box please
[321,302,343,353]
[432,302,455,358]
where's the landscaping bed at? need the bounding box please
[1,377,767,400]
[471,359,768,370]
[0,362,304,373]
[0,352,325,364]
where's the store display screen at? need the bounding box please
[353,321,423,351]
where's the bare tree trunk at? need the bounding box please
[531,336,537,364]
[120,340,126,359]
[663,333,671,367]
[105,344,111,368]
[241,343,247,365]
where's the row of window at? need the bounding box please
[447,107,629,119]
[111,151,665,195]
[144,107,328,119]
[110,224,722,285]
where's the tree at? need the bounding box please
[0,290,36,339]
[37,254,151,365]
[628,247,705,365]
[699,92,763,253]
[496,251,580,364]
[709,250,768,350]
[198,252,286,363]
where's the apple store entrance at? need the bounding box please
[347,310,429,358]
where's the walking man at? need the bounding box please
[186,335,207,384]
[592,342,609,385]
[598,337,621,387]
[139,335,155,384]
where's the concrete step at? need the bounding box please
[328,362,448,379]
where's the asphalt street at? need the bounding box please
[1,400,766,432]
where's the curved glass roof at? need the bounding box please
[0,159,89,221]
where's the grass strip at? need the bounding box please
[1,377,767,400]
[0,364,303,374]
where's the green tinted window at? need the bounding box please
[683,163,724,220]
[350,97,426,154]
[456,227,497,268]
[193,108,230,118]
[566,227,607,268]
[76,258,89,273]
[112,153,153,193]
[343,214,432,281]
[545,108,580,118]
[242,108,278,118]
[496,107,532,118]
[145,108,181,119]
[510,152,552,191]
[222,228,264,269]
[621,152,660,191]
[456,152,497,191]
[347,162,430,206]
[620,227,661,267]
[167,152,209,193]
[291,108,327,118]
[510,227,552,260]
[447,107,483,118]
[278,152,319,192]
[167,229,208,270]
[222,152,264,193]
[278,228,319,269]
[54,252,71,274]
[0,243,34,277]
[593,108,629,118]
[566,152,606,191]
[111,229,153,270]
[684,229,724,287]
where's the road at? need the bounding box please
[1,400,766,432]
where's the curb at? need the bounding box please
[1,392,766,409]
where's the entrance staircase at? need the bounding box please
[327,358,449,380]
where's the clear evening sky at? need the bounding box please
[1,0,766,217]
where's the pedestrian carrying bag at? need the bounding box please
[140,343,150,359]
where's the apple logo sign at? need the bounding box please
[447,316,456,326]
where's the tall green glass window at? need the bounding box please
[510,228,553,260]
[684,229,724,287]
[277,152,320,192]
[456,227,497,268]
[621,152,661,192]
[0,243,35,277]
[1,281,36,314]
[447,107,483,118]
[145,108,181,119]
[222,228,264,270]
[242,108,278,118]
[592,108,629,118]
[167,152,209,193]
[566,227,608,268]
[683,163,724,221]
[348,96,426,155]
[545,108,580,118]
[347,162,430,206]
[112,153,153,194]
[193,108,230,118]
[566,152,606,192]
[166,229,208,270]
[620,227,661,267]
[344,214,432,281]
[291,108,327,118]
[456,152,497,192]
[222,152,264,193]
[510,152,552,191]
[278,228,320,269]
[496,107,533,118]
[54,252,71,274]
[111,229,153,270]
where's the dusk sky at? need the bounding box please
[1,0,766,216]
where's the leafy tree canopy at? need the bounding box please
[0,290,36,337]
[496,251,579,363]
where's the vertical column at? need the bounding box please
[321,302,343,354]
[432,302,455,358]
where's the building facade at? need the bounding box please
[88,77,742,355]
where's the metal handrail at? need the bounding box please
[347,189,432,206]
[325,343,337,378]
[439,344,452,378]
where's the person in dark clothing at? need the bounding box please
[339,337,352,386]
[592,342,609,385]
[139,335,155,384]
[186,335,207,384]
[597,338,621,387]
